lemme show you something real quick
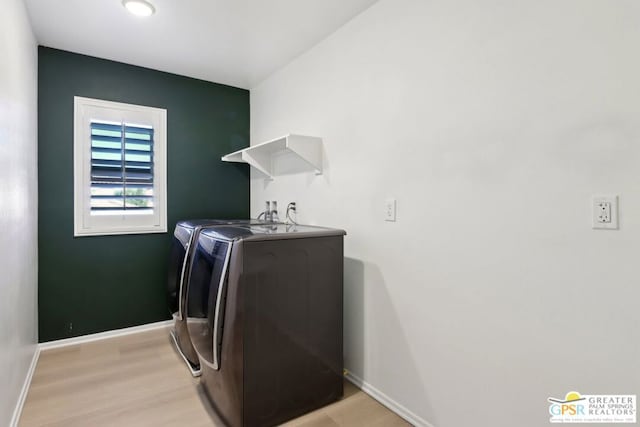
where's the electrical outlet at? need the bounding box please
[596,202,611,223]
[384,198,396,222]
[592,195,618,230]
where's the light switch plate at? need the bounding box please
[592,195,618,230]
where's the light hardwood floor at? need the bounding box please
[19,327,410,427]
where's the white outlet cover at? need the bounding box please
[384,198,396,222]
[592,195,618,230]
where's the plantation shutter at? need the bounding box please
[90,121,155,213]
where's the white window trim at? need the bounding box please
[73,96,167,237]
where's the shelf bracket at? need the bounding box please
[287,136,323,175]
[241,151,273,180]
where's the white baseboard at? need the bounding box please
[10,346,40,427]
[345,371,434,427]
[38,320,173,351]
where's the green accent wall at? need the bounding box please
[38,47,249,342]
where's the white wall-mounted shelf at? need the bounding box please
[221,134,322,179]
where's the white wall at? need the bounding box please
[0,0,38,424]
[250,1,640,425]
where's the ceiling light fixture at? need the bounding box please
[122,0,156,17]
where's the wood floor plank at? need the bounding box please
[19,328,409,427]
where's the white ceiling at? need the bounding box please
[24,0,378,89]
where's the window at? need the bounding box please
[74,97,167,236]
